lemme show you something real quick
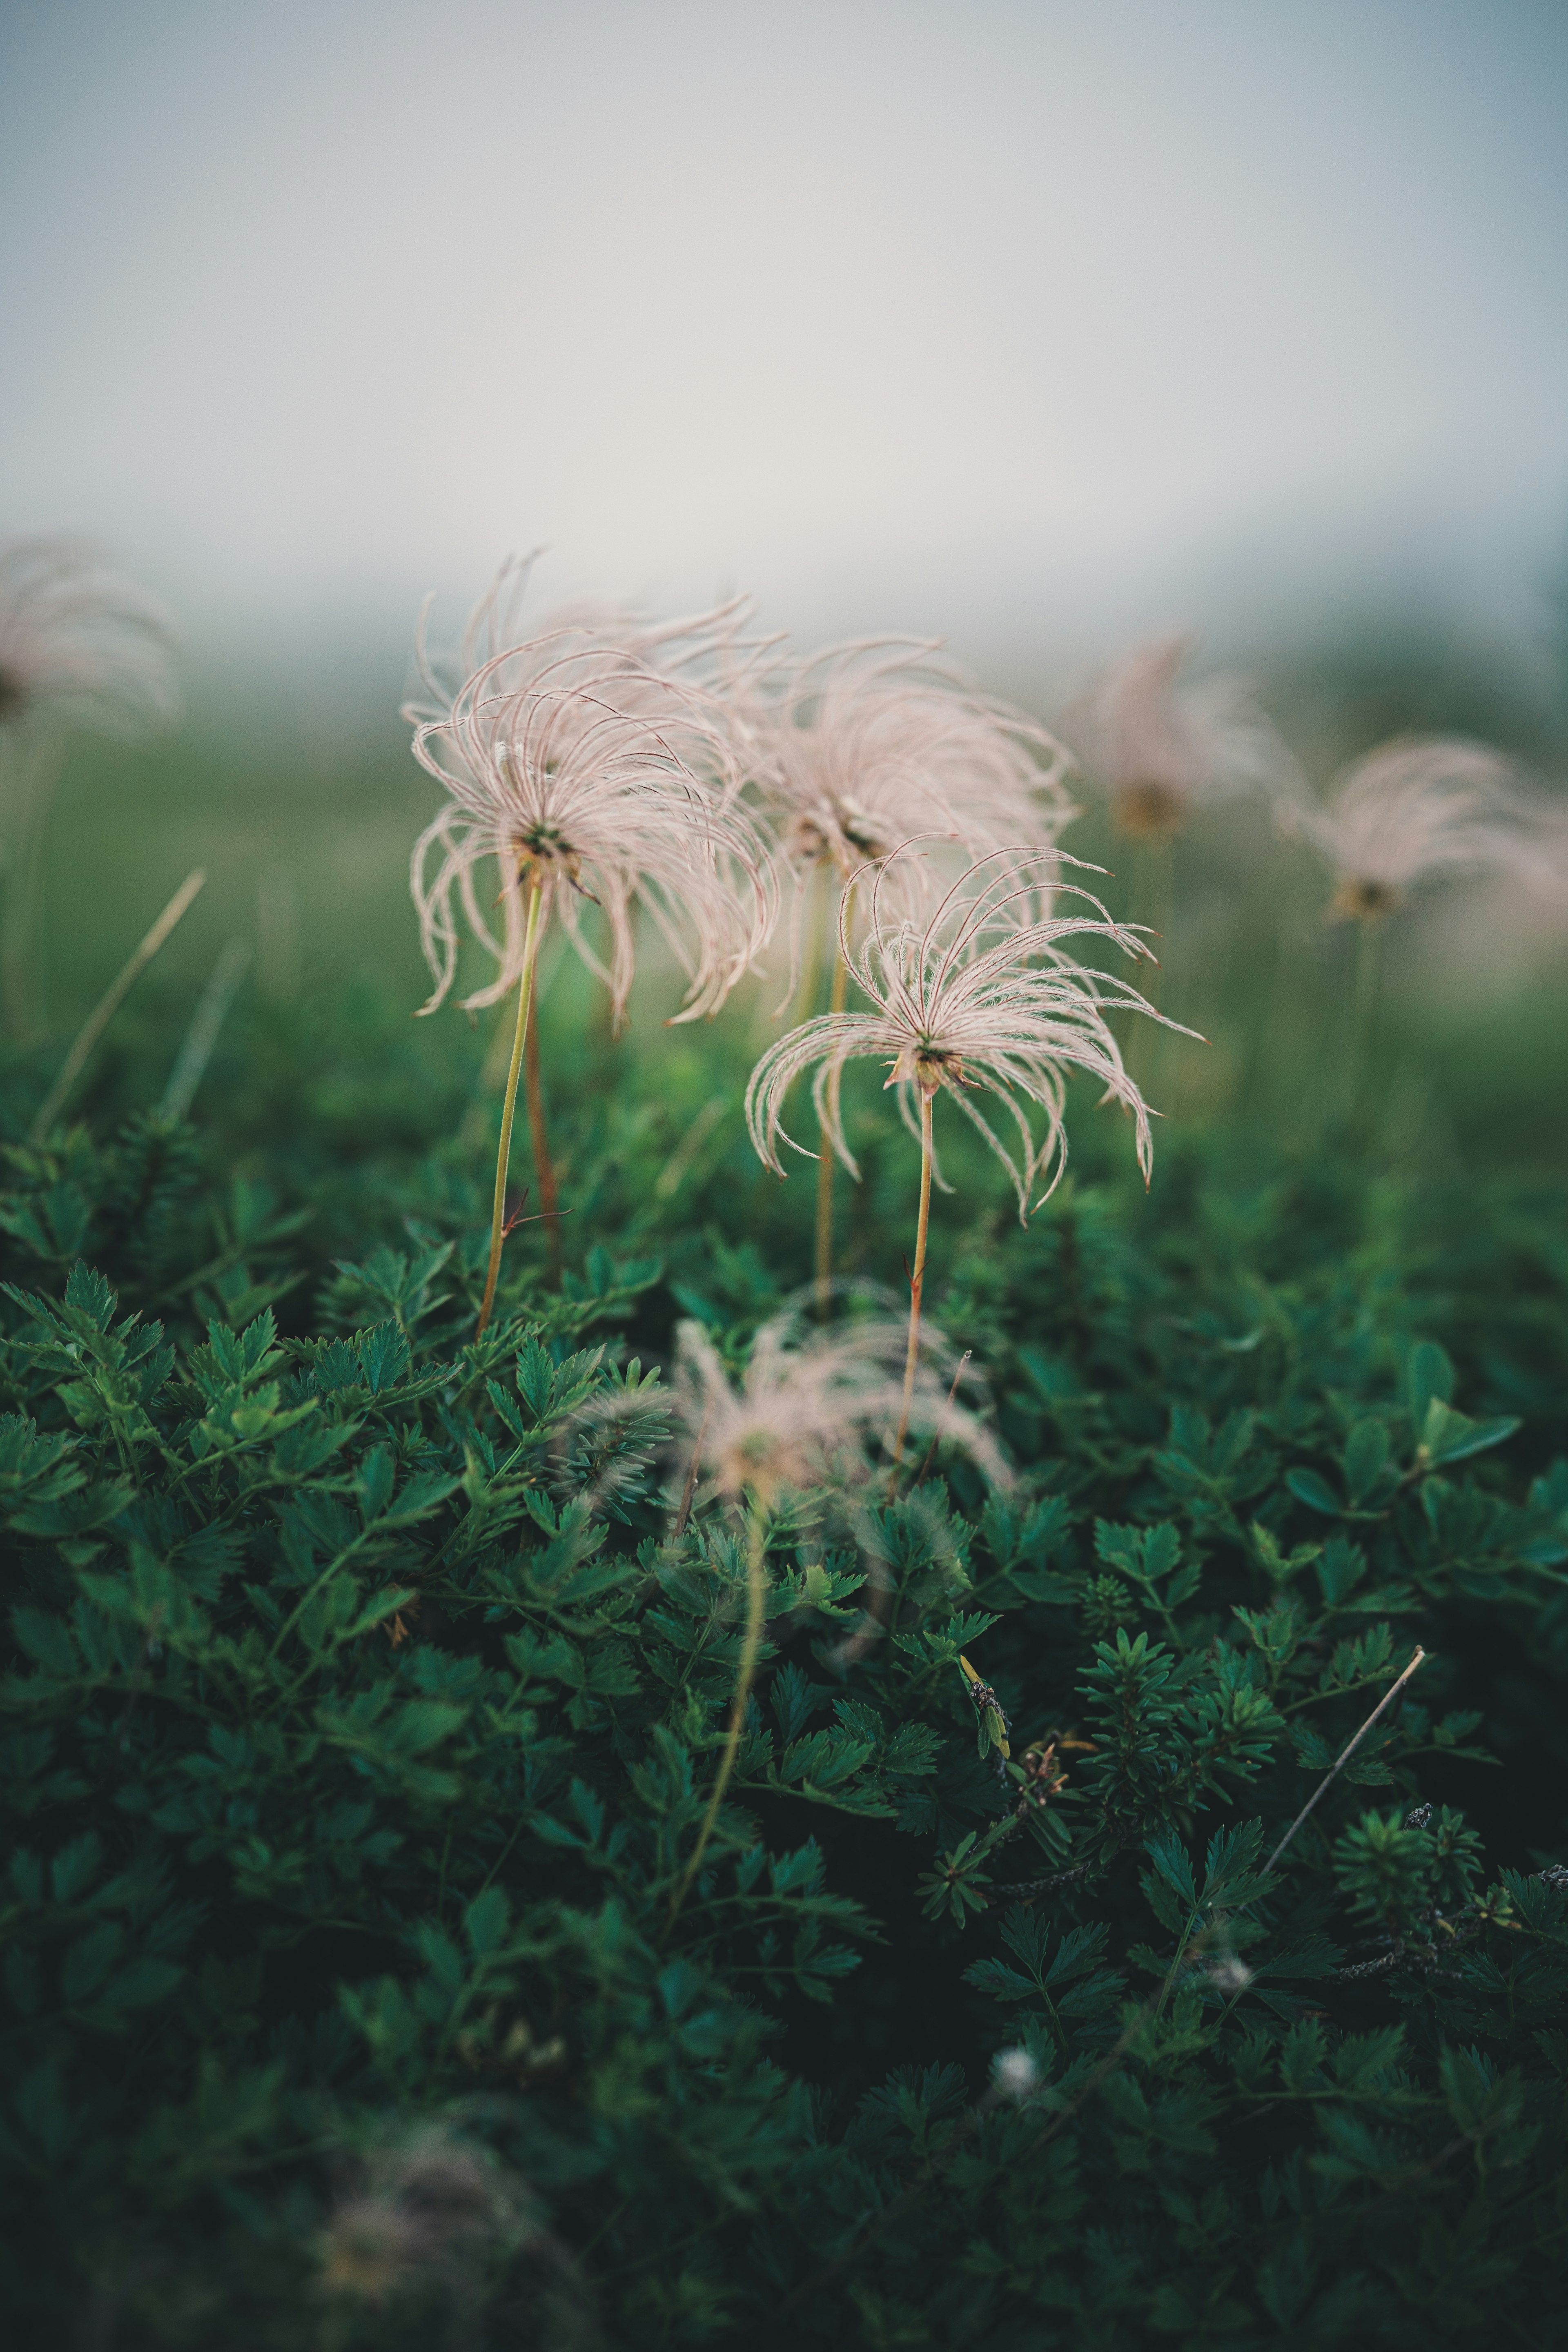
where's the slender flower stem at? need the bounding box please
[814,882,855,1313]
[912,1350,971,1490]
[1127,835,1171,1092]
[475,878,545,1340]
[1345,913,1384,1130]
[666,1503,768,1933]
[523,981,562,1288]
[30,868,207,1144]
[890,1089,935,1476]
[2,733,63,1044]
[1263,1645,1425,1876]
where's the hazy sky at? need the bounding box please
[2,0,1566,663]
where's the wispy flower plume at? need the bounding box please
[749,643,1076,1299]
[408,561,781,1334]
[747,844,1183,1218]
[668,1305,1009,1506]
[1278,734,1530,919]
[753,639,1076,989]
[0,537,178,737]
[0,538,179,1038]
[1075,633,1283,840]
[748,844,1189,1474]
[408,588,777,1027]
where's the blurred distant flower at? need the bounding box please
[1075,633,1283,840]
[754,637,1074,886]
[1278,735,1530,920]
[0,539,178,1040]
[581,1300,1008,1928]
[0,537,177,737]
[668,1303,1008,1507]
[992,2046,1042,2102]
[747,844,1179,1217]
[319,2123,593,2343]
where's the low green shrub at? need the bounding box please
[2,1068,1567,2348]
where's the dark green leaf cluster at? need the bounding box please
[3,1097,1568,2349]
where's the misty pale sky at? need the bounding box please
[2,0,1565,659]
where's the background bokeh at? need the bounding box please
[2,0,1567,1217]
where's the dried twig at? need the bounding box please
[1264,1645,1426,1877]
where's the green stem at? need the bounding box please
[1127,836,1171,1093]
[890,1089,934,1477]
[476,880,545,1339]
[523,967,562,1288]
[1346,913,1384,1129]
[666,1503,768,1933]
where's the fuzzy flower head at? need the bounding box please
[1278,735,1528,920]
[408,619,778,1025]
[747,845,1188,1218]
[670,1305,1008,1507]
[405,552,778,744]
[318,2126,537,2307]
[0,537,177,736]
[1077,633,1282,840]
[754,639,1075,880]
[992,2047,1042,2103]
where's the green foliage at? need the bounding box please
[3,1031,1568,2348]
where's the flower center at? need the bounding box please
[890,1041,965,1099]
[790,798,891,871]
[1113,780,1185,839]
[512,824,580,881]
[1332,875,1400,922]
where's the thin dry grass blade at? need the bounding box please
[30,868,207,1143]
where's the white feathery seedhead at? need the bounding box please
[992,2047,1041,2102]
[0,538,177,737]
[1077,633,1283,840]
[670,1305,1009,1503]
[751,640,1076,1002]
[746,844,1195,1219]
[1277,735,1529,920]
[404,553,781,755]
[753,639,1075,878]
[406,580,780,1025]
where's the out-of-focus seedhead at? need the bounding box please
[0,537,178,738]
[1074,634,1283,839]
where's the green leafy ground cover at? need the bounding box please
[4,688,1568,2348]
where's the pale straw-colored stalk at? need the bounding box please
[521,983,561,1287]
[890,1089,935,1474]
[475,879,543,1338]
[813,881,855,1310]
[31,869,206,1144]
[1263,1647,1425,1876]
